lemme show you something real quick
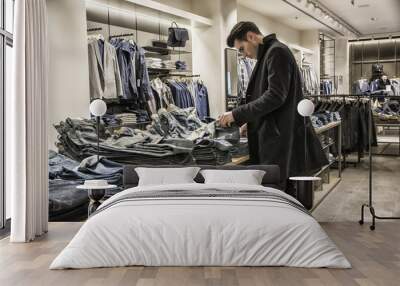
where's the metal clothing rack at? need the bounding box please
[307,94,365,167]
[162,74,200,78]
[109,33,135,40]
[307,94,400,230]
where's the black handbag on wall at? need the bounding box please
[167,22,189,48]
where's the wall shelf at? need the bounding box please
[143,46,192,55]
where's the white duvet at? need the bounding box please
[50,183,351,269]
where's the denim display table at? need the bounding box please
[77,182,117,217]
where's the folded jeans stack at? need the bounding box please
[48,151,123,221]
[115,113,137,125]
[175,60,187,70]
[145,57,163,69]
[55,117,194,165]
[311,111,341,128]
[55,105,234,166]
[193,138,233,165]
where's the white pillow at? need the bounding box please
[200,169,266,185]
[135,167,201,186]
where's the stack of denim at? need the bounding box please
[373,100,400,120]
[49,151,123,221]
[55,106,233,166]
[175,60,187,70]
[311,111,341,128]
[193,138,233,165]
[55,118,194,165]
[148,106,215,140]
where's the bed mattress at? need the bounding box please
[50,183,350,269]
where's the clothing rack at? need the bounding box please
[109,33,135,40]
[307,94,400,230]
[163,74,201,78]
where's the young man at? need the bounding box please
[219,22,327,188]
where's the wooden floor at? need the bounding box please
[1,222,400,286]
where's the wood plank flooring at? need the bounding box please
[1,222,400,286]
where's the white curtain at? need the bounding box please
[10,0,49,242]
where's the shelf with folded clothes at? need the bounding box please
[372,99,400,122]
[143,46,192,55]
[314,121,341,135]
[148,67,192,73]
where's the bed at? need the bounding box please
[50,165,350,269]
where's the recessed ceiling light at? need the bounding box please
[370,17,377,21]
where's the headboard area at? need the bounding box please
[123,165,281,190]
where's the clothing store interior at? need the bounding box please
[2,0,400,285]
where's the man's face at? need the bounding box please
[234,32,259,59]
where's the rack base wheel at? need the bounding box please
[370,225,375,231]
[358,220,364,225]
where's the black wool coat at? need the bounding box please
[232,34,328,182]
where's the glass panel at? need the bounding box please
[363,42,378,61]
[0,38,4,228]
[362,63,374,79]
[6,0,14,33]
[379,41,395,61]
[397,40,400,59]
[351,63,362,82]
[352,44,363,62]
[0,0,3,30]
[5,44,12,220]
[382,63,396,79]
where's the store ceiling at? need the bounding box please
[238,0,400,37]
[238,0,327,31]
[318,0,400,36]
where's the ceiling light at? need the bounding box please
[370,17,377,21]
[358,4,370,8]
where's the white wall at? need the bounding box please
[301,30,320,87]
[153,0,192,12]
[237,4,301,46]
[192,0,237,117]
[47,0,90,149]
[336,38,350,94]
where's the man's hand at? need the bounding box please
[218,112,235,127]
[240,123,247,137]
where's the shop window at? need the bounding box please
[0,0,14,230]
[379,41,395,61]
[363,42,378,62]
[352,44,363,62]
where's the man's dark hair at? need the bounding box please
[227,21,262,47]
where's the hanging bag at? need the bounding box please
[167,22,189,48]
